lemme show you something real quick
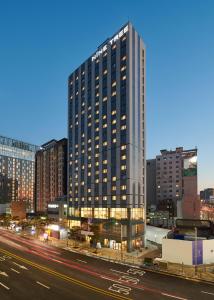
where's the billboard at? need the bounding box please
[183,155,197,177]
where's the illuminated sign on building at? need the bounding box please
[91,25,129,62]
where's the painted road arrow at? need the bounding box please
[0,271,8,277]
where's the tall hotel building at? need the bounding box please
[68,23,146,251]
[0,135,38,212]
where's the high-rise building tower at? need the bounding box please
[0,135,38,213]
[35,139,67,212]
[68,22,146,251]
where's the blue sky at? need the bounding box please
[0,0,213,191]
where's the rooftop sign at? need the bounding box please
[91,25,129,62]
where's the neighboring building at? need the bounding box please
[0,135,38,213]
[35,139,67,213]
[47,196,68,221]
[147,147,200,219]
[67,22,146,251]
[200,188,214,204]
[146,159,156,210]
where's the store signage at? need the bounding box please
[91,25,129,62]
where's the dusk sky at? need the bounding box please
[0,0,213,191]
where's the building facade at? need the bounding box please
[35,139,67,213]
[200,188,214,204]
[68,22,146,251]
[154,147,200,219]
[0,135,38,213]
[146,159,156,210]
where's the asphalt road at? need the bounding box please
[0,228,214,300]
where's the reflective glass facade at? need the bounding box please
[0,135,39,212]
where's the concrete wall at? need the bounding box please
[162,238,214,265]
[162,239,193,265]
[203,240,214,264]
[146,225,171,245]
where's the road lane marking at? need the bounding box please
[110,269,131,276]
[201,291,214,296]
[0,282,10,290]
[36,281,50,289]
[10,268,20,274]
[162,293,188,300]
[12,261,28,270]
[76,259,87,264]
[0,271,8,277]
[0,248,131,300]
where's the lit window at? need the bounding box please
[103,196,107,201]
[121,165,126,170]
[103,141,107,146]
[103,169,107,174]
[121,155,126,160]
[121,125,126,130]
[112,91,116,97]
[122,75,126,80]
[88,147,92,151]
[88,139,91,143]
[112,44,116,49]
[103,124,107,128]
[88,122,91,127]
[103,115,107,119]
[95,170,99,175]
[112,129,116,134]
[112,138,116,143]
[88,172,91,176]
[81,165,85,170]
[112,196,116,201]
[103,160,107,164]
[96,76,99,80]
[88,114,92,118]
[88,188,91,193]
[96,110,99,114]
[103,69,107,75]
[95,101,99,106]
[88,163,91,168]
[95,153,99,157]
[121,195,127,200]
[111,110,116,115]
[121,115,126,120]
[95,127,99,132]
[95,136,99,140]
[112,81,116,87]
[122,56,126,61]
[95,145,99,149]
[96,93,99,97]
[103,97,107,102]
[95,179,99,183]
[112,186,116,191]
[121,145,126,150]
[121,66,126,72]
[95,119,99,123]
[95,162,99,166]
[112,177,116,181]
[103,178,107,182]
[121,185,126,190]
[112,119,116,125]
[81,181,84,186]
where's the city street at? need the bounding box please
[0,228,214,300]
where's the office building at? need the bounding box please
[200,188,214,204]
[146,159,157,210]
[68,22,146,251]
[0,135,38,213]
[153,147,200,219]
[35,139,67,212]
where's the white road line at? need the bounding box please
[201,291,214,296]
[0,282,10,290]
[12,262,28,270]
[162,292,188,300]
[36,281,50,289]
[10,268,20,274]
[76,259,87,264]
[110,269,129,276]
[101,276,122,284]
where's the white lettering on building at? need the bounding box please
[91,25,129,62]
